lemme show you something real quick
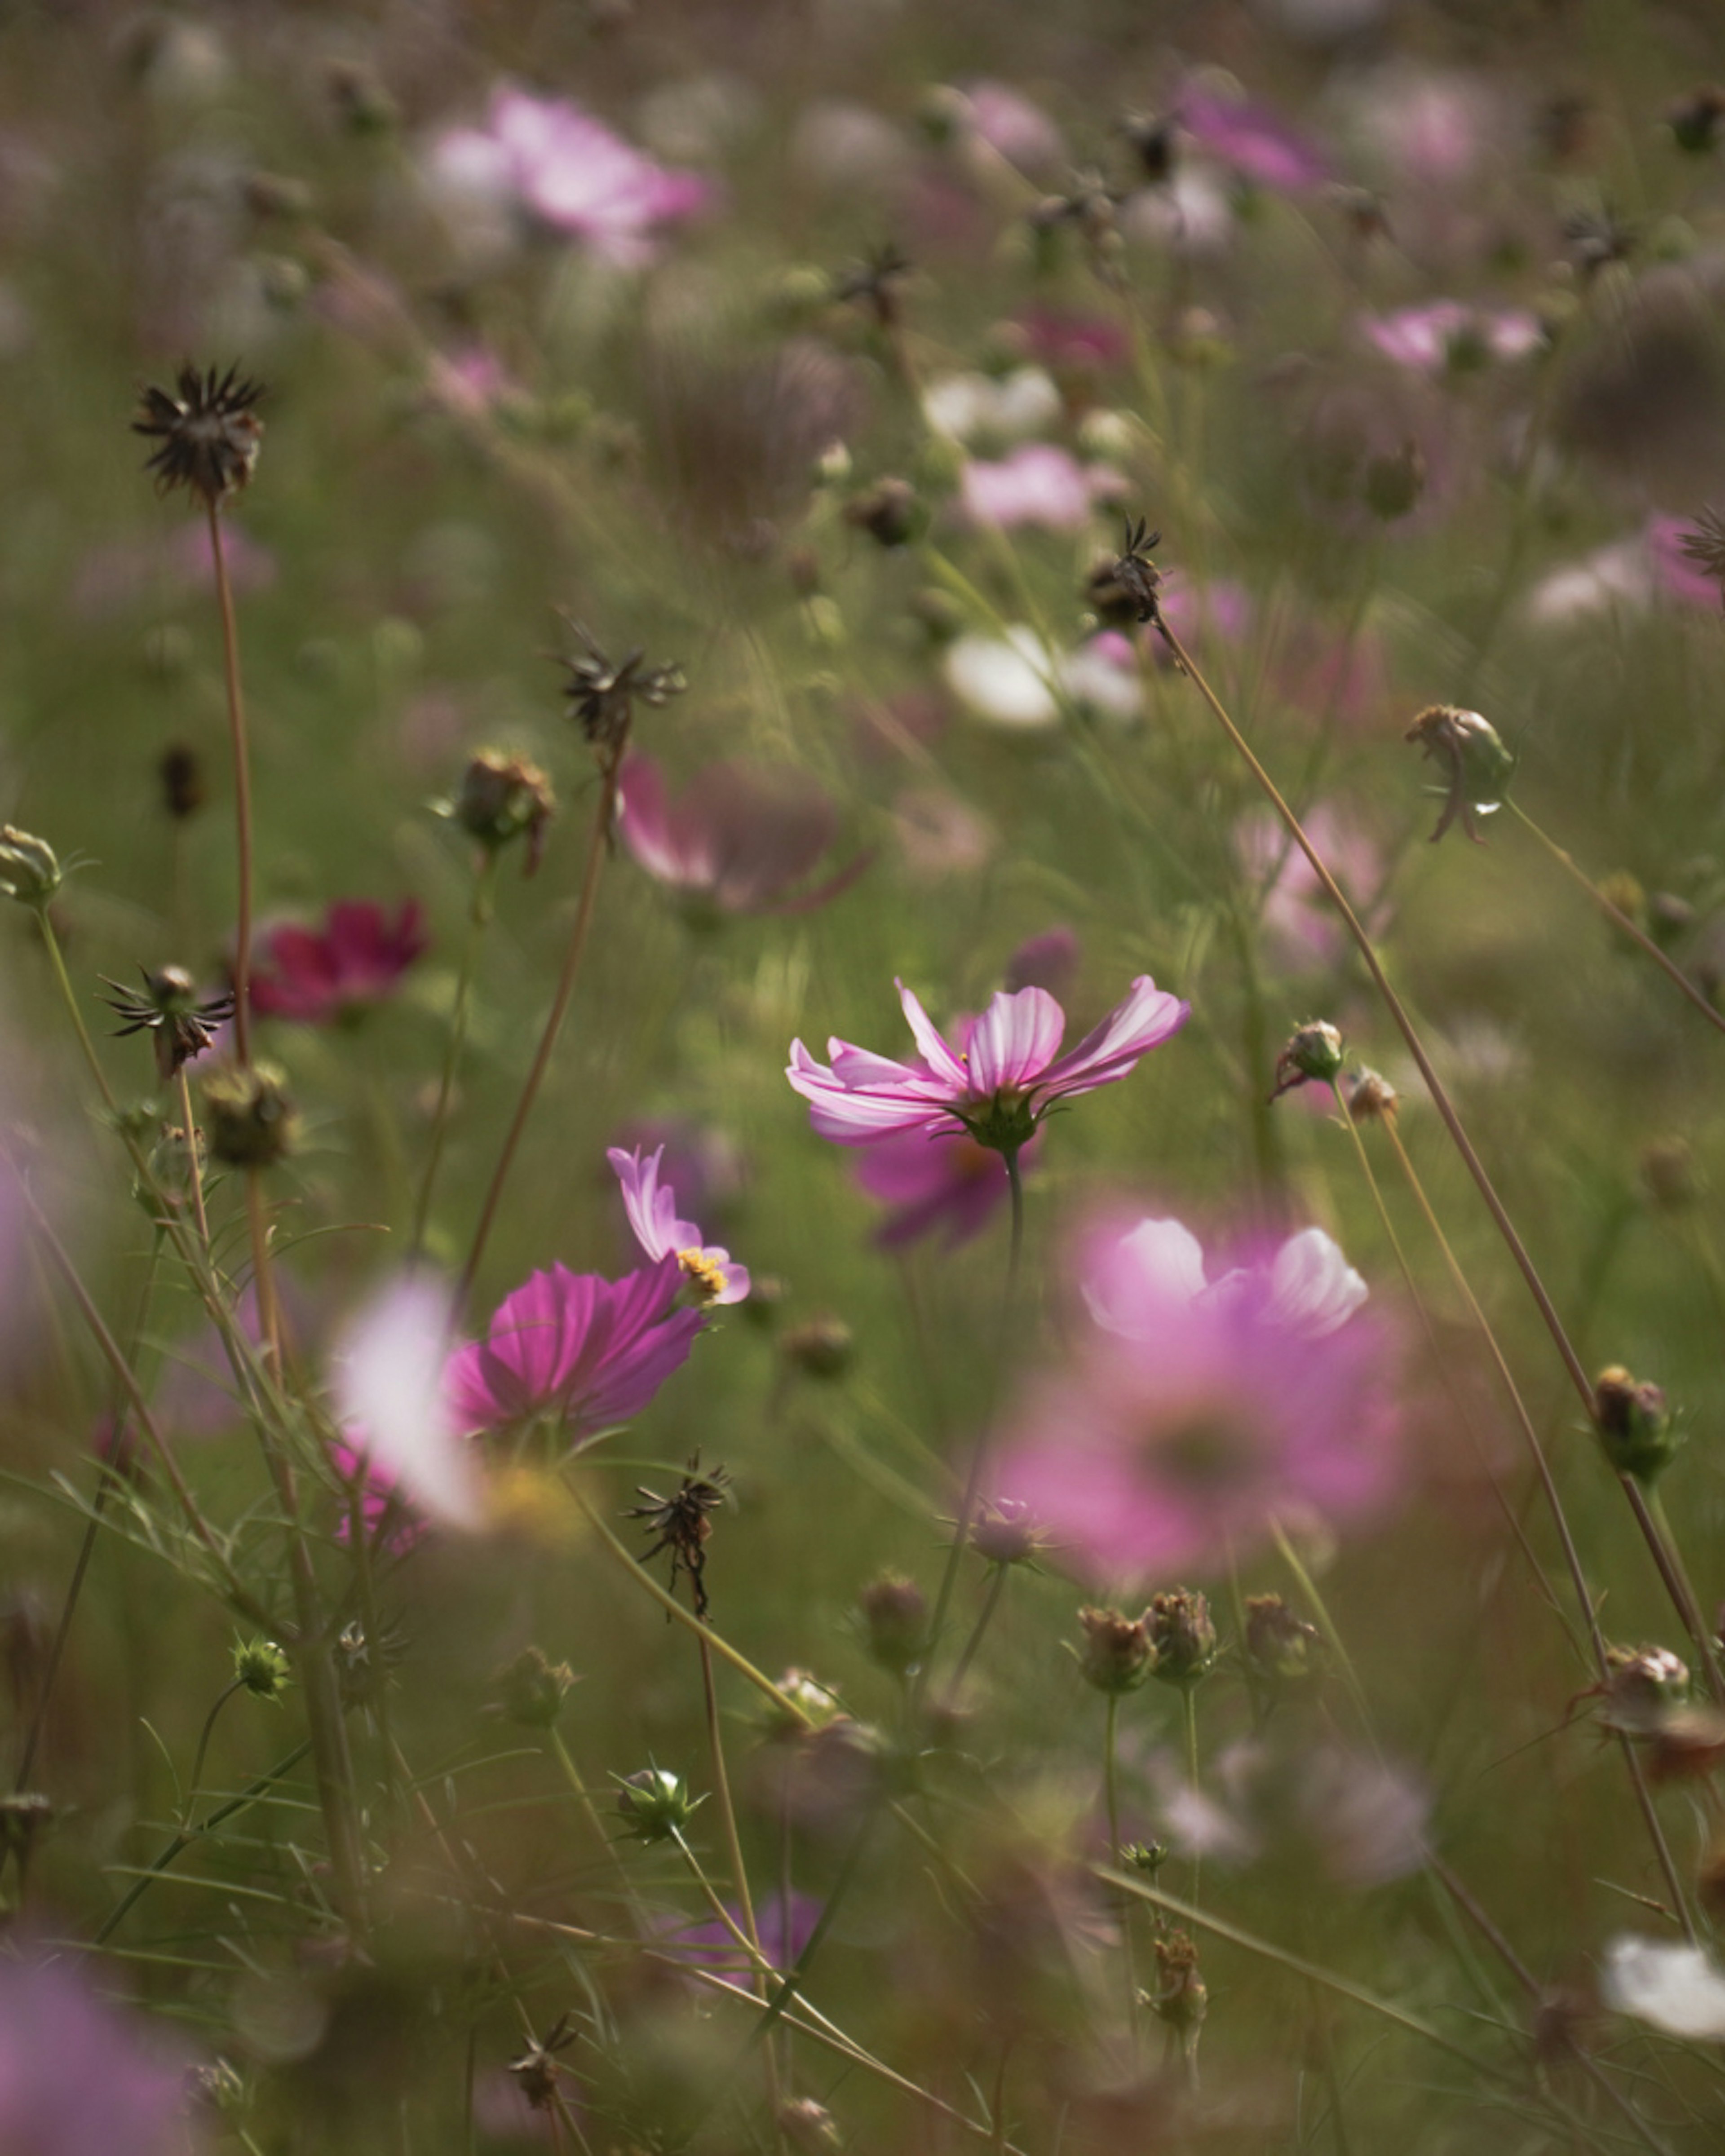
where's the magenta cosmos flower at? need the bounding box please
[788,976,1190,1154]
[447,1256,704,1441]
[994,1215,1400,1582]
[853,1125,1044,1250]
[618,752,871,919]
[609,1144,749,1304]
[432,84,711,266]
[250,899,427,1024]
[1178,86,1332,192]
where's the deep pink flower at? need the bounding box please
[995,1216,1399,1581]
[618,752,870,918]
[447,1256,703,1440]
[1014,307,1130,376]
[663,1891,823,1990]
[432,84,711,266]
[608,1144,749,1305]
[1178,87,1332,192]
[1645,513,1721,610]
[787,976,1190,1153]
[250,900,427,1024]
[959,445,1116,531]
[0,1952,195,2156]
[1360,302,1544,374]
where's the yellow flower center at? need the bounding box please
[678,1248,728,1301]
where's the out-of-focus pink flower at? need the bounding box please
[334,1278,482,1532]
[1152,1735,1428,1886]
[71,520,276,619]
[1349,66,1490,190]
[329,1436,427,1554]
[1645,513,1722,610]
[788,976,1189,1152]
[1237,805,1387,972]
[1360,301,1544,374]
[890,786,996,880]
[1004,927,1081,999]
[1015,307,1130,376]
[250,900,427,1025]
[425,345,514,419]
[854,1125,1040,1249]
[1178,86,1332,191]
[995,1215,1398,1580]
[608,1144,749,1305]
[609,1118,746,1228]
[959,444,1119,531]
[662,1891,823,1989]
[943,626,1141,729]
[951,81,1065,175]
[447,1258,704,1441]
[617,753,870,919]
[1152,574,1254,659]
[431,84,711,266]
[0,1952,196,2156]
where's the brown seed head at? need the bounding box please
[134,363,265,506]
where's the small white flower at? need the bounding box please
[1603,1936,1725,2041]
[333,1278,484,1530]
[943,627,1061,729]
[923,366,1062,447]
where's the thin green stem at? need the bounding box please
[411,852,499,1259]
[459,765,619,1309]
[1181,1685,1202,1904]
[174,1069,210,1249]
[182,1678,245,1829]
[947,1563,1011,1697]
[1506,799,1725,1040]
[1104,1692,1140,2039]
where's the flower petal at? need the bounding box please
[965,985,1065,1094]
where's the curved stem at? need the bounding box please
[947,1563,1010,1697]
[1505,800,1725,1041]
[459,768,619,1308]
[182,1678,246,1828]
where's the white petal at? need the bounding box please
[942,628,1060,729]
[1266,1228,1368,1338]
[332,1278,484,1530]
[1603,1937,1725,2041]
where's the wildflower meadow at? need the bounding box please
[10,2,1725,2150]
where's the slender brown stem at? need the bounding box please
[458,767,619,1307]
[206,499,256,1068]
[176,1068,210,1249]
[1507,800,1725,1040]
[411,852,498,1260]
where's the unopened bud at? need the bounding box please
[1147,1588,1217,1688]
[1076,1606,1153,1695]
[971,1498,1046,1568]
[1244,1593,1324,1683]
[614,1766,702,1844]
[1592,1364,1681,1483]
[1271,1020,1344,1100]
[844,477,924,549]
[0,826,61,910]
[200,1062,298,1168]
[443,751,556,875]
[1405,705,1517,844]
[1598,1645,1690,1736]
[233,1636,291,1700]
[856,1574,928,1675]
[494,1646,576,1729]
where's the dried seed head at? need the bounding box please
[1597,1645,1691,1737]
[1146,1588,1218,1688]
[442,750,556,875]
[1150,1930,1208,2033]
[493,1646,577,1730]
[1076,1606,1153,1695]
[558,622,686,777]
[133,363,265,506]
[624,1457,731,1619]
[1345,1067,1399,1124]
[159,743,206,820]
[1404,705,1516,844]
[1244,1593,1325,1683]
[102,966,233,1081]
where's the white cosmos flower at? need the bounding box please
[332,1277,485,1530]
[1603,1937,1725,2041]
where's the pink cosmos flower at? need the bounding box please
[959,445,1119,531]
[0,1951,195,2156]
[1360,301,1544,374]
[250,900,427,1025]
[618,752,870,919]
[334,1278,481,1533]
[1178,87,1332,191]
[447,1256,704,1440]
[1645,513,1722,610]
[432,84,711,266]
[787,976,1190,1153]
[608,1144,749,1305]
[329,1437,427,1554]
[1014,307,1130,376]
[995,1215,1399,1581]
[854,1126,1039,1250]
[1237,804,1388,973]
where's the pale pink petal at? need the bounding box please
[334,1278,483,1529]
[1038,976,1191,1097]
[893,981,971,1089]
[966,986,1066,1093]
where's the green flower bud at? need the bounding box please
[1593,1364,1682,1483]
[233,1636,292,1700]
[200,1061,298,1168]
[0,826,61,910]
[1405,704,1517,844]
[614,1765,703,1844]
[1076,1606,1153,1695]
[440,751,556,876]
[1271,1020,1345,1100]
[1146,1588,1218,1689]
[494,1646,576,1730]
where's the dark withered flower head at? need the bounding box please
[1091,515,1163,627]
[1345,1067,1399,1125]
[102,965,233,1082]
[1029,168,1122,252]
[133,362,265,505]
[832,241,912,329]
[1562,206,1637,279]
[1678,506,1725,607]
[558,620,686,775]
[1118,111,1177,185]
[624,1454,730,1618]
[158,743,205,821]
[509,2014,577,2113]
[1403,704,1515,844]
[1669,87,1725,155]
